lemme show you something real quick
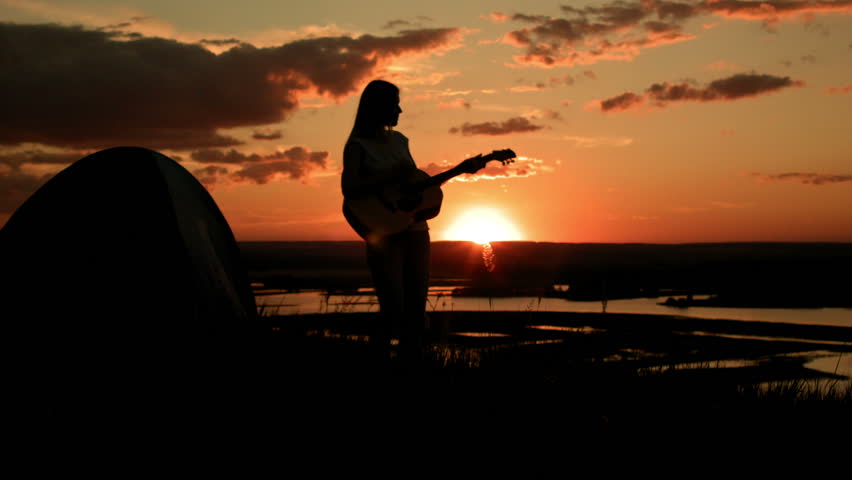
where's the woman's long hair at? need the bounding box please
[349,80,399,139]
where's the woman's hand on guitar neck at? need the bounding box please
[458,154,487,174]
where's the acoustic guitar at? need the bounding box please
[343,149,516,241]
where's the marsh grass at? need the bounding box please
[737,378,852,405]
[263,310,851,429]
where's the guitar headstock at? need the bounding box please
[485,148,517,166]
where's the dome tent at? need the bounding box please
[1,147,261,424]
[1,146,257,329]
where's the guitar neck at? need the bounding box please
[420,165,465,189]
[414,156,497,191]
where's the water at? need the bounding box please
[255,287,852,328]
[256,287,851,380]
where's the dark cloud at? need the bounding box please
[449,117,544,136]
[382,20,412,30]
[505,2,676,65]
[503,1,852,66]
[697,73,803,99]
[251,130,283,140]
[706,0,852,21]
[655,1,702,20]
[232,158,327,185]
[191,149,265,164]
[644,20,681,33]
[749,172,852,185]
[382,16,434,30]
[512,13,552,23]
[0,149,85,171]
[192,165,229,188]
[600,92,644,112]
[189,146,329,185]
[560,2,648,26]
[0,23,463,150]
[199,38,242,46]
[599,73,803,112]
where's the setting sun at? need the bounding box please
[442,207,524,244]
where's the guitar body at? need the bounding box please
[343,169,443,241]
[343,148,515,242]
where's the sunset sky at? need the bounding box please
[2,0,851,243]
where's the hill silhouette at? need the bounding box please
[240,241,852,307]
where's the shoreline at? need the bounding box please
[269,310,852,343]
[267,310,852,381]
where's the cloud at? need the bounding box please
[0,22,465,150]
[421,156,546,182]
[199,37,242,47]
[483,12,510,23]
[508,74,578,93]
[523,108,563,121]
[382,17,434,30]
[502,2,696,66]
[705,0,852,29]
[192,165,230,188]
[600,92,645,112]
[437,98,471,109]
[0,170,53,214]
[502,1,852,67]
[382,20,413,30]
[383,69,459,87]
[449,117,545,136]
[597,73,804,112]
[563,136,634,148]
[251,130,283,140]
[0,149,85,171]
[509,84,547,92]
[231,158,327,185]
[825,85,852,94]
[191,149,266,164]
[749,172,852,185]
[189,146,329,186]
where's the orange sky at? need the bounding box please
[1,0,851,243]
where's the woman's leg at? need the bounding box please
[366,235,404,354]
[400,230,430,361]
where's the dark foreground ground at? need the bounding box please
[262,311,851,433]
[26,310,850,455]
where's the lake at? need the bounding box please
[256,286,852,328]
[257,287,852,380]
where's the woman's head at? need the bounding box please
[350,80,402,139]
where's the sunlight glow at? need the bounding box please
[442,207,524,244]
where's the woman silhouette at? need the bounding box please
[341,80,429,363]
[341,80,485,364]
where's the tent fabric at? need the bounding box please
[1,147,261,423]
[1,146,257,331]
